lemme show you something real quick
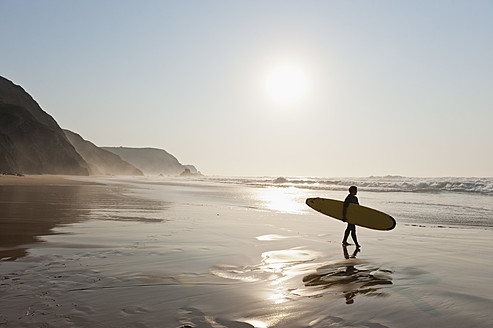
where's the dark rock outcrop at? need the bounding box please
[0,76,89,175]
[183,164,199,174]
[63,130,143,176]
[102,147,196,176]
[180,168,202,177]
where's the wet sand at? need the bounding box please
[1,177,492,327]
[0,174,101,185]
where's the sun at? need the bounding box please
[265,64,308,106]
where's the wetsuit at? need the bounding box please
[343,194,359,246]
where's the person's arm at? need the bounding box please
[343,197,349,222]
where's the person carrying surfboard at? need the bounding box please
[342,186,360,248]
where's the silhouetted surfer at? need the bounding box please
[342,186,360,248]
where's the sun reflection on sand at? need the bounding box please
[211,245,395,326]
[243,319,268,328]
[243,313,290,328]
[211,248,325,326]
[254,187,306,214]
[268,288,288,304]
[256,234,290,241]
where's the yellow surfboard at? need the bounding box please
[306,197,396,231]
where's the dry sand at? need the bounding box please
[0,177,492,327]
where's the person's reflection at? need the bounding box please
[303,244,392,305]
[303,245,361,294]
[342,244,360,259]
[342,245,360,304]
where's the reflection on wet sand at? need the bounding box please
[210,247,325,327]
[178,307,255,328]
[301,245,393,304]
[0,185,91,260]
[0,184,169,261]
[210,244,395,326]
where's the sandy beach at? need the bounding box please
[1,176,492,327]
[0,175,102,186]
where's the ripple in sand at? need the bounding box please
[210,248,325,284]
[210,246,395,306]
[178,307,254,328]
[210,264,274,282]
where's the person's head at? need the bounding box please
[349,186,357,195]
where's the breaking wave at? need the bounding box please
[207,176,493,194]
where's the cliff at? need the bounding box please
[63,130,143,176]
[0,76,89,175]
[0,75,199,177]
[102,147,198,176]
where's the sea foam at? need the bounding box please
[207,176,493,194]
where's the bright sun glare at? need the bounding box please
[265,64,308,106]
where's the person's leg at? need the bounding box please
[350,225,360,247]
[342,224,351,245]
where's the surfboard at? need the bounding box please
[306,197,396,231]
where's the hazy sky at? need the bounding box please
[1,1,492,177]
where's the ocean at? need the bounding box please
[193,176,493,229]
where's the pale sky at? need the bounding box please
[1,1,492,177]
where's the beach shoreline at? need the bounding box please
[1,177,492,327]
[0,174,104,186]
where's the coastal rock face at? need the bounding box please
[0,76,89,175]
[102,147,198,176]
[183,164,199,174]
[0,76,200,177]
[63,130,143,176]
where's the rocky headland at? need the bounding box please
[102,147,199,176]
